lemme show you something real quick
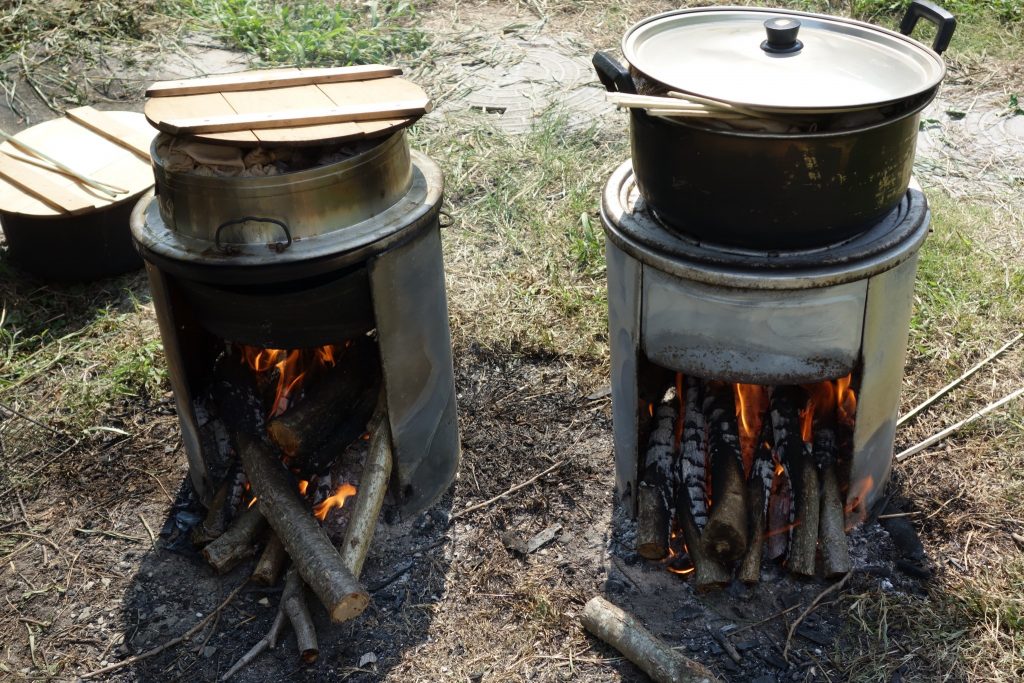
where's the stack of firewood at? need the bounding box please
[189,338,388,676]
[636,375,852,588]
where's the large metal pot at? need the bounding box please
[594,1,955,249]
[151,129,412,248]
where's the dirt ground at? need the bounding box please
[2,2,1024,682]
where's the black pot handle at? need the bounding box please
[899,0,956,55]
[215,216,293,253]
[592,51,636,94]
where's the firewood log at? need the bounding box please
[212,357,370,623]
[766,468,792,561]
[251,531,288,586]
[701,382,748,564]
[637,403,676,560]
[739,423,774,584]
[339,405,392,577]
[282,566,318,663]
[266,337,380,468]
[202,505,267,574]
[581,597,723,683]
[678,376,708,530]
[815,420,851,578]
[191,464,242,546]
[678,485,730,591]
[770,386,817,577]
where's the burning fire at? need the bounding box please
[312,483,358,521]
[239,342,346,418]
[734,383,768,477]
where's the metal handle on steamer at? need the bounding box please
[899,0,956,54]
[215,216,293,253]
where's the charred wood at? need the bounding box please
[766,469,793,562]
[581,596,724,683]
[770,386,817,575]
[191,464,242,546]
[815,420,851,578]
[202,505,267,574]
[266,337,380,469]
[678,485,730,591]
[211,357,370,623]
[701,382,748,564]
[282,566,318,663]
[739,424,774,584]
[678,376,708,530]
[637,403,676,560]
[251,531,288,586]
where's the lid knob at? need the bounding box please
[761,17,803,54]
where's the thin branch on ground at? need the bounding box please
[80,579,247,679]
[897,331,1022,426]
[452,459,566,519]
[783,571,853,662]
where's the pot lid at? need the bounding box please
[622,7,946,113]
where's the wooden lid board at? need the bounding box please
[143,67,429,146]
[0,110,156,217]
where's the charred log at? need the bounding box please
[770,386,816,577]
[191,463,243,546]
[678,376,708,530]
[815,420,852,578]
[266,337,380,470]
[637,403,676,560]
[678,485,730,591]
[701,382,748,564]
[739,423,774,584]
[202,505,267,574]
[766,468,793,562]
[211,357,370,623]
[251,531,288,586]
[581,597,724,683]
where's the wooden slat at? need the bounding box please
[146,65,402,98]
[145,93,258,144]
[158,99,432,135]
[65,106,154,160]
[0,154,96,214]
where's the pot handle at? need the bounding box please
[899,0,956,55]
[592,51,636,94]
[215,216,293,253]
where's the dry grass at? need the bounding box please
[1,0,1024,681]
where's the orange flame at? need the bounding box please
[239,343,342,418]
[735,384,768,477]
[312,483,358,521]
[297,479,309,496]
[836,373,858,427]
[844,475,874,530]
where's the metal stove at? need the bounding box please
[602,159,929,520]
[131,145,460,518]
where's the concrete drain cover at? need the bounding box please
[444,34,613,133]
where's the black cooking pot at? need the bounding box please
[594,1,956,249]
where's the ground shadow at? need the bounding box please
[120,476,453,681]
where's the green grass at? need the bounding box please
[201,0,428,66]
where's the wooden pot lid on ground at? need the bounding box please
[0,109,156,281]
[143,65,431,146]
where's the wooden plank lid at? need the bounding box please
[0,110,156,217]
[143,65,431,146]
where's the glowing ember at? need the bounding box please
[297,479,309,496]
[312,483,358,521]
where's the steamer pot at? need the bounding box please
[151,129,412,248]
[594,1,955,249]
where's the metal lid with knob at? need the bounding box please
[621,1,955,113]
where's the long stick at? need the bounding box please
[897,332,1023,426]
[896,386,1024,462]
[783,571,852,662]
[0,129,128,196]
[81,580,246,678]
[452,460,566,520]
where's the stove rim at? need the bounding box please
[131,151,443,286]
[601,159,930,290]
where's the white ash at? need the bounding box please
[154,133,380,177]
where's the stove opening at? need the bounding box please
[633,357,867,588]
